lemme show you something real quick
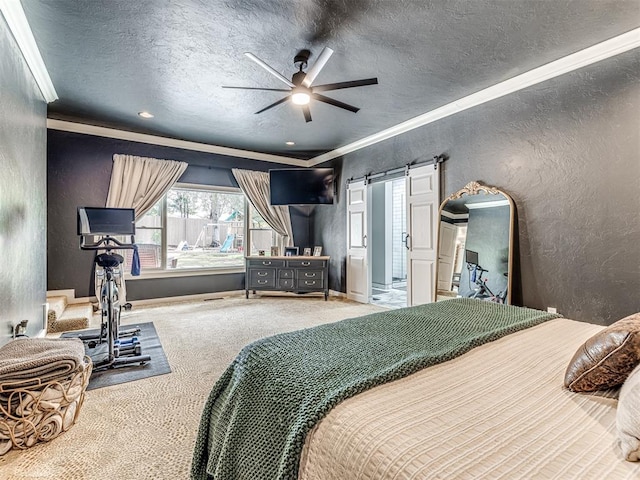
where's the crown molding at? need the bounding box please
[0,0,58,102]
[308,27,640,166]
[47,119,309,166]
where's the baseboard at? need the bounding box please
[60,288,350,310]
[128,290,245,308]
[128,289,346,307]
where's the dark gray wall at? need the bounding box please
[0,18,47,343]
[47,130,311,300]
[313,50,640,325]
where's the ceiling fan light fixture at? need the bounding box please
[291,89,311,105]
[138,111,154,118]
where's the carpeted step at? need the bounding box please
[48,302,93,333]
[47,296,67,324]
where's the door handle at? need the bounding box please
[363,234,367,248]
[404,234,411,250]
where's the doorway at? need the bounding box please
[346,165,439,308]
[370,178,407,308]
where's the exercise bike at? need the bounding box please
[79,232,151,371]
[466,262,507,304]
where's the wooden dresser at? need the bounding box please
[245,256,330,300]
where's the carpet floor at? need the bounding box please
[0,294,383,480]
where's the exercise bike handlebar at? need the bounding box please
[467,262,489,273]
[80,234,136,251]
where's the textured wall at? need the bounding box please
[47,130,311,300]
[0,18,47,343]
[313,49,640,325]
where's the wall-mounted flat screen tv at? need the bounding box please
[269,168,335,205]
[77,207,135,236]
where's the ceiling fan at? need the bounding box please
[223,47,378,123]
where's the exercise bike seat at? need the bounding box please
[95,253,124,269]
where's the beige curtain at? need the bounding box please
[232,168,294,247]
[104,154,187,288]
[106,154,188,217]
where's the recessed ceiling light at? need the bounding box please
[285,141,295,146]
[138,111,154,119]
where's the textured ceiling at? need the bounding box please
[20,0,640,160]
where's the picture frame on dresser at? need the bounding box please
[284,246,299,257]
[303,247,312,256]
[270,246,280,257]
[313,246,323,256]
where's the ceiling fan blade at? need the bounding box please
[312,77,378,92]
[302,105,312,123]
[301,47,334,87]
[244,52,295,88]
[222,86,291,92]
[312,93,359,113]
[255,96,290,114]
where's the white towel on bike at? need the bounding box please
[0,338,87,386]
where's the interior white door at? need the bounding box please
[437,221,457,291]
[346,180,369,303]
[406,165,440,306]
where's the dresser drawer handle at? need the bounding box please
[262,261,272,266]
[257,280,268,285]
[302,261,310,266]
[257,272,268,277]
[304,280,315,285]
[305,272,316,277]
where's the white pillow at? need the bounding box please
[618,362,640,461]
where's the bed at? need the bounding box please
[191,298,640,480]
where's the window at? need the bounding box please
[131,184,278,272]
[248,206,279,256]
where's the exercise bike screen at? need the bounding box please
[465,249,479,266]
[77,207,135,236]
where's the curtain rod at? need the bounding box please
[346,154,447,185]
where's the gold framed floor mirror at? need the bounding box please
[434,181,515,304]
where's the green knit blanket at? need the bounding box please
[191,298,559,480]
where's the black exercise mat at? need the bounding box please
[61,322,171,390]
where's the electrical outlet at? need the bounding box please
[547,307,557,314]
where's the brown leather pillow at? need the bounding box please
[564,312,640,392]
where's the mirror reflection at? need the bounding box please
[435,181,514,304]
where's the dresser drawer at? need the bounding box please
[297,269,324,281]
[279,278,294,289]
[279,269,294,279]
[296,278,323,290]
[287,259,325,269]
[247,259,285,268]
[248,269,276,288]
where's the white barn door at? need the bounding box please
[406,165,440,306]
[346,180,369,303]
[437,221,457,291]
